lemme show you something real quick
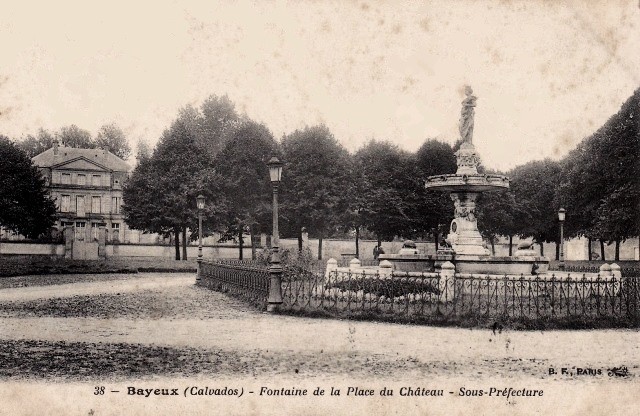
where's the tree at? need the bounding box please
[56,125,93,148]
[135,139,152,162]
[414,139,457,248]
[476,188,522,255]
[16,128,56,158]
[123,120,226,260]
[18,123,132,161]
[177,95,243,160]
[0,136,56,238]
[354,140,423,244]
[123,96,242,260]
[95,123,132,160]
[340,156,369,258]
[558,88,639,260]
[281,125,352,258]
[214,120,279,259]
[509,159,562,257]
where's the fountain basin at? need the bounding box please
[379,252,549,275]
[424,173,509,192]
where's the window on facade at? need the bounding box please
[76,196,85,215]
[92,175,101,186]
[112,222,120,241]
[91,196,101,213]
[112,197,121,214]
[74,221,86,239]
[61,173,71,184]
[61,195,71,212]
[91,223,100,240]
[77,174,86,185]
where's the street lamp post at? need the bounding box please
[196,194,205,281]
[267,157,283,312]
[558,207,566,271]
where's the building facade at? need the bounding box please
[32,142,131,242]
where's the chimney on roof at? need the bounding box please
[53,139,59,155]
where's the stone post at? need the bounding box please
[599,263,612,278]
[439,261,455,298]
[379,260,393,279]
[325,258,338,279]
[63,226,74,259]
[97,226,106,258]
[349,257,361,271]
[610,263,622,279]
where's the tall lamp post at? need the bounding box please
[267,157,283,312]
[196,194,205,281]
[558,207,566,271]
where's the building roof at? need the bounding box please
[32,146,130,172]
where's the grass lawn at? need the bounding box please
[0,255,197,278]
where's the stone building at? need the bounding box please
[31,141,131,242]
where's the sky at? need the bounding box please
[1,0,638,171]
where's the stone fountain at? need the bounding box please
[380,87,549,275]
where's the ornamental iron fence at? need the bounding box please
[198,260,270,308]
[198,261,640,326]
[281,271,640,323]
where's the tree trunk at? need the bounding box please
[355,226,360,259]
[174,228,180,260]
[250,225,256,260]
[615,239,620,261]
[434,229,439,252]
[508,235,513,256]
[318,232,323,260]
[555,242,560,260]
[377,235,382,247]
[588,237,593,261]
[297,228,303,252]
[238,225,243,260]
[490,239,495,256]
[600,240,606,261]
[181,227,187,261]
[539,241,544,256]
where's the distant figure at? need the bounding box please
[459,85,477,144]
[373,244,385,260]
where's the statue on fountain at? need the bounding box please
[459,85,477,144]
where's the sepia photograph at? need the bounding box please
[0,1,639,415]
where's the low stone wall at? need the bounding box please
[105,244,252,259]
[0,242,64,256]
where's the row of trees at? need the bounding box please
[1,90,636,262]
[122,89,638,262]
[120,94,463,260]
[478,88,639,261]
[17,123,132,160]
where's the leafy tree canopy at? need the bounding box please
[281,125,352,239]
[17,124,132,160]
[0,136,56,238]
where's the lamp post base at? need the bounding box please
[196,256,202,281]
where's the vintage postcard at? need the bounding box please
[0,1,638,415]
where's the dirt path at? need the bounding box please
[1,273,639,415]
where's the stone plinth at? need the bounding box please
[452,255,549,275]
